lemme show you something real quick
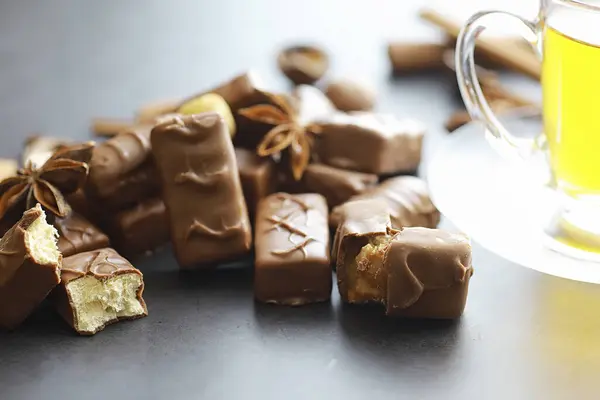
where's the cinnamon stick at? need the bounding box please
[419,8,541,80]
[135,99,179,124]
[388,42,447,73]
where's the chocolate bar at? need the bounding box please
[151,113,252,267]
[301,164,377,208]
[54,212,110,257]
[315,112,425,175]
[255,193,331,305]
[87,126,159,209]
[332,198,393,296]
[235,148,276,218]
[330,176,440,230]
[0,205,61,329]
[49,248,147,335]
[107,198,169,257]
[335,202,472,318]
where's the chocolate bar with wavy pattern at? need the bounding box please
[329,176,440,230]
[49,248,147,335]
[151,113,251,268]
[254,193,331,306]
[54,212,110,257]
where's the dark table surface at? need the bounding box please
[1,1,599,399]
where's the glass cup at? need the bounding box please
[456,0,600,261]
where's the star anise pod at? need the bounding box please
[0,142,95,219]
[238,91,321,180]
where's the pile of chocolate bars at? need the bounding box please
[0,39,476,336]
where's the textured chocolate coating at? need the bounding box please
[87,125,160,208]
[315,112,425,174]
[0,206,61,329]
[151,113,252,267]
[235,148,276,219]
[108,198,169,257]
[255,193,331,305]
[55,212,110,257]
[49,248,147,335]
[301,164,377,208]
[383,228,472,319]
[332,198,393,301]
[330,176,440,230]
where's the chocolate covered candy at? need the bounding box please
[0,205,61,329]
[49,248,147,335]
[151,113,252,267]
[301,164,377,208]
[235,148,276,218]
[107,198,169,257]
[335,202,472,319]
[330,176,440,230]
[255,193,331,305]
[55,212,110,257]
[87,126,159,209]
[316,112,425,175]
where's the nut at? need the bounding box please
[277,45,329,85]
[325,79,375,112]
[177,93,236,136]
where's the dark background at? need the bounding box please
[1,1,599,399]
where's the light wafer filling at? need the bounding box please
[67,273,145,334]
[24,208,60,265]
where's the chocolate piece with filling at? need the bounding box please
[335,202,472,319]
[235,148,276,219]
[255,193,331,305]
[107,198,169,257]
[0,205,61,329]
[151,113,252,268]
[54,212,110,257]
[332,199,393,301]
[49,248,147,335]
[330,176,440,230]
[86,125,159,209]
[315,112,425,174]
[301,164,377,208]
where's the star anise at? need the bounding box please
[238,91,321,180]
[0,142,95,220]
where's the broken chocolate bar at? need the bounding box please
[301,164,377,208]
[255,193,331,305]
[335,203,473,319]
[315,112,425,175]
[332,198,394,300]
[330,176,440,230]
[107,198,169,257]
[0,205,61,329]
[49,248,147,335]
[151,113,252,267]
[86,126,160,209]
[54,212,110,257]
[235,148,276,218]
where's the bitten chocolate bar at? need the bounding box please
[335,202,473,319]
[54,212,110,257]
[301,163,377,208]
[315,112,425,175]
[87,126,159,209]
[235,148,276,218]
[255,193,331,306]
[151,113,252,267]
[330,176,440,230]
[0,205,61,329]
[49,248,147,335]
[107,198,169,257]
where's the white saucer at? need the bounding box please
[426,115,600,284]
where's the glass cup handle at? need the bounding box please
[456,11,540,160]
